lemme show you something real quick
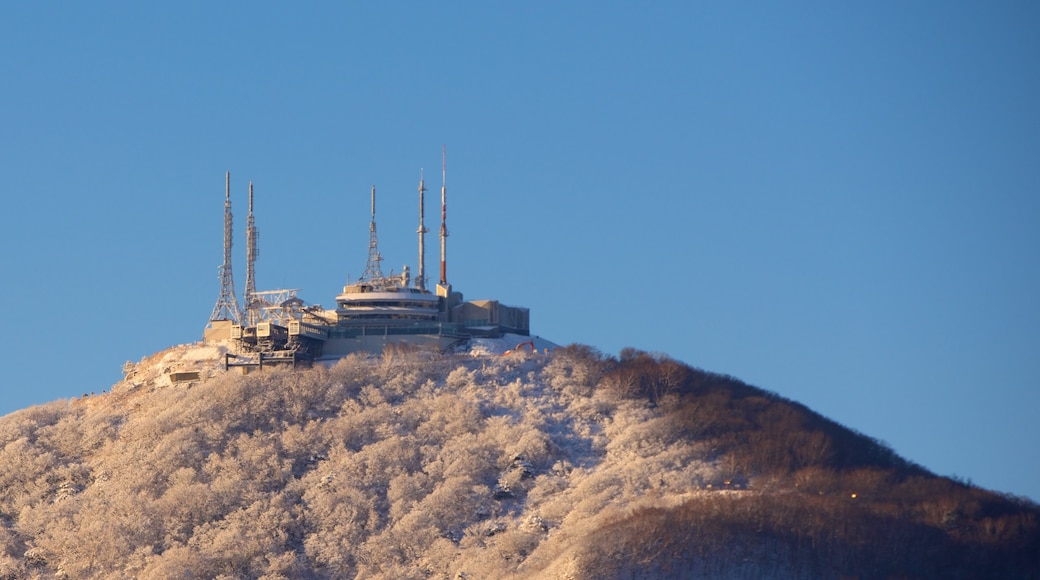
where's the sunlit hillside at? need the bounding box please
[1,344,1037,579]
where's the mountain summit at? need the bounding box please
[1,344,1037,578]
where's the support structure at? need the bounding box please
[360,185,384,282]
[225,351,304,371]
[210,171,242,322]
[416,170,428,291]
[245,181,259,324]
[246,289,303,326]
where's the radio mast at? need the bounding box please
[439,145,449,286]
[361,185,384,282]
[417,170,428,291]
[210,171,242,322]
[244,181,259,324]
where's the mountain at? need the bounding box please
[0,343,1037,579]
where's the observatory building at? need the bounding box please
[204,151,530,364]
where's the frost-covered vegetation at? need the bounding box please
[0,344,1037,579]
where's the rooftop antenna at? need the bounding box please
[439,145,449,286]
[417,169,428,291]
[361,184,384,282]
[210,171,242,323]
[244,180,259,324]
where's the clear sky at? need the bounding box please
[2,2,1038,501]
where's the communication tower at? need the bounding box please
[416,170,428,291]
[210,172,242,322]
[244,181,259,324]
[439,145,449,286]
[360,185,384,282]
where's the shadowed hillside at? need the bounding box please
[0,344,1036,579]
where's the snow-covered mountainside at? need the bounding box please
[1,343,1037,579]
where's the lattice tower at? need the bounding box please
[245,181,259,324]
[360,185,384,282]
[210,171,242,322]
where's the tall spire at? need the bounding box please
[417,169,428,291]
[210,171,242,322]
[439,145,449,286]
[244,180,259,324]
[361,185,384,282]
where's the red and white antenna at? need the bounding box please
[439,145,449,286]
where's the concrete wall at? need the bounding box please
[498,303,530,333]
[203,320,234,343]
[451,300,530,334]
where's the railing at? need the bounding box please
[327,322,465,339]
[458,319,491,327]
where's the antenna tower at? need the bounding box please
[439,145,449,286]
[361,185,384,282]
[416,170,428,291]
[244,181,259,324]
[210,171,242,322]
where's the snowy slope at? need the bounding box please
[0,342,1036,578]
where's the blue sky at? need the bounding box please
[2,2,1038,501]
